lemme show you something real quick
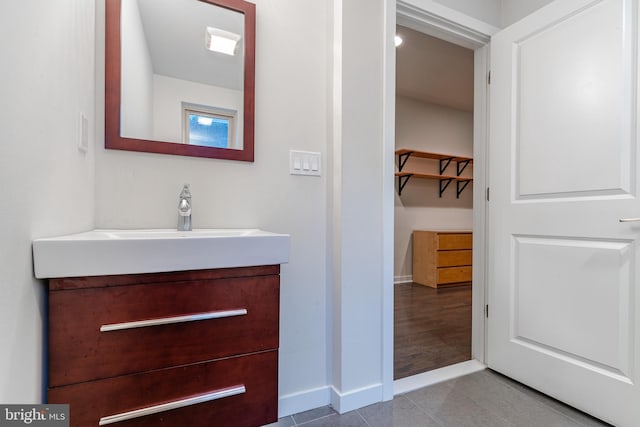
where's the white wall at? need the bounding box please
[152,74,243,146]
[329,0,388,412]
[435,0,501,28]
[95,0,329,416]
[120,0,154,140]
[394,97,473,282]
[501,0,554,27]
[422,0,556,29]
[0,1,95,402]
[401,0,557,31]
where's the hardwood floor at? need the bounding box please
[394,282,472,379]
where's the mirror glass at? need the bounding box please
[105,0,255,161]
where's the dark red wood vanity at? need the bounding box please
[46,265,280,427]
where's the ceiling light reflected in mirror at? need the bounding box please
[206,26,241,55]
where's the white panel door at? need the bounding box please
[488,0,640,425]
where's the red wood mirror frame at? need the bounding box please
[105,0,255,161]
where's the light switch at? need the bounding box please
[78,113,89,153]
[290,150,321,176]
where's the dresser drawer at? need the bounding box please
[49,275,279,387]
[437,266,472,284]
[437,233,472,250]
[48,350,278,427]
[436,250,472,267]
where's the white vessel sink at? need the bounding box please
[33,228,290,278]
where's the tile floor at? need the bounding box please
[264,369,611,427]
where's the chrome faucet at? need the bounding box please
[177,184,192,231]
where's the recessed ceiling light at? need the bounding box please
[205,27,241,56]
[395,35,403,47]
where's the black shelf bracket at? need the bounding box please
[398,174,413,195]
[457,180,472,198]
[457,160,471,176]
[439,157,454,175]
[398,152,413,172]
[439,178,453,197]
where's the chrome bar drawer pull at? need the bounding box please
[620,217,640,222]
[98,385,246,425]
[100,309,248,332]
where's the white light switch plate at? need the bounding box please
[78,113,89,153]
[290,150,321,176]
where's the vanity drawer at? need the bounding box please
[48,350,278,427]
[436,250,472,267]
[437,233,472,250]
[49,275,279,387]
[437,266,472,284]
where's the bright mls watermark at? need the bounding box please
[0,405,68,426]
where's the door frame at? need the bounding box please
[386,0,498,395]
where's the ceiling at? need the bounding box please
[130,5,470,107]
[135,0,244,90]
[396,25,474,112]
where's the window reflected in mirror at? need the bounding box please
[183,103,238,149]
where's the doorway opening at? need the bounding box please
[393,25,475,380]
[387,1,492,397]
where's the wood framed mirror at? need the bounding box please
[105,0,255,161]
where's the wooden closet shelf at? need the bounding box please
[395,149,473,164]
[395,149,473,197]
[395,172,473,182]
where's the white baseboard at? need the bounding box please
[278,385,331,418]
[393,359,486,396]
[394,275,413,284]
[278,361,485,418]
[330,382,383,414]
[278,382,385,417]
